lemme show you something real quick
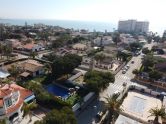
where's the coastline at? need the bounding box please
[0,19,116,32]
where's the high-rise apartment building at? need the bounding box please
[118,20,149,33]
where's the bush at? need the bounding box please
[37,106,77,124]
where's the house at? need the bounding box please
[5,39,22,49]
[23,43,44,52]
[95,58,113,70]
[56,48,70,56]
[93,36,114,46]
[18,60,44,77]
[72,43,87,51]
[82,57,113,70]
[0,84,35,123]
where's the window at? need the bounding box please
[12,92,19,104]
[5,98,12,108]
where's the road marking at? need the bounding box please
[116,75,130,80]
[109,83,124,92]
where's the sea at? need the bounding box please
[0,19,116,32]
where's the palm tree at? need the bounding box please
[132,69,139,75]
[44,63,52,74]
[0,44,3,59]
[3,45,12,60]
[22,102,37,122]
[8,64,20,81]
[105,95,122,124]
[94,53,106,65]
[29,51,38,59]
[148,107,166,124]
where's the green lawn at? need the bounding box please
[26,74,52,85]
[66,94,78,105]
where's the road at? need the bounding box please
[77,42,155,124]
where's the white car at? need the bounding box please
[113,90,120,95]
[126,65,130,69]
[122,70,126,74]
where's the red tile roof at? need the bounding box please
[0,84,33,115]
[23,43,35,50]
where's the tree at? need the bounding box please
[117,51,131,62]
[149,107,166,124]
[142,48,151,54]
[129,42,142,52]
[147,36,153,44]
[0,119,6,124]
[149,70,162,81]
[22,102,37,122]
[105,95,122,123]
[3,45,12,60]
[142,54,156,71]
[84,71,115,94]
[153,35,161,43]
[29,51,38,59]
[51,54,82,79]
[113,32,121,45]
[132,69,139,75]
[8,64,20,81]
[36,107,77,124]
[0,44,4,59]
[94,53,106,64]
[44,63,52,74]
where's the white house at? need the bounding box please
[0,84,35,124]
[93,36,113,46]
[23,43,44,52]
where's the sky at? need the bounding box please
[0,0,166,33]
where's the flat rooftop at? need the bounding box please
[119,91,162,122]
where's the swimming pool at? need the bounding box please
[46,84,69,99]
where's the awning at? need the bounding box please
[0,70,10,78]
[24,95,35,103]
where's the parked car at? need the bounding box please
[123,82,127,87]
[96,111,103,121]
[126,65,130,69]
[122,70,126,74]
[113,90,120,96]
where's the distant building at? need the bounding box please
[135,21,149,33]
[72,43,87,51]
[5,39,21,49]
[118,20,136,33]
[23,43,44,52]
[118,20,149,33]
[93,36,113,46]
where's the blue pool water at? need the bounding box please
[46,84,69,99]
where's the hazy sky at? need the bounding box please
[0,0,166,33]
